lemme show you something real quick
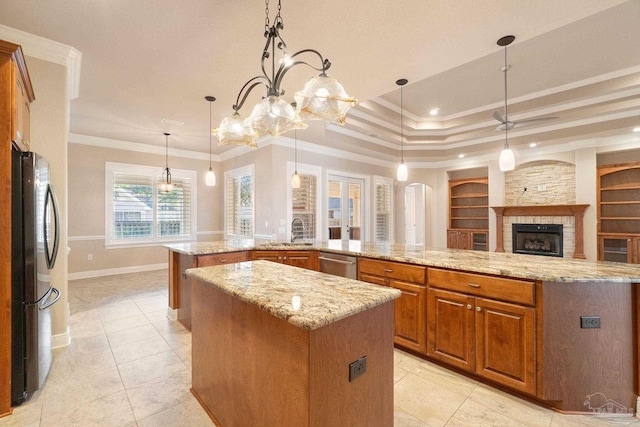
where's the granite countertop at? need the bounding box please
[167,240,640,283]
[186,260,401,330]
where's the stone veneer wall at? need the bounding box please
[503,160,577,258]
[505,160,576,205]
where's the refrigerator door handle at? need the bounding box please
[39,286,60,310]
[44,183,60,270]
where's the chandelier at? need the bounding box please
[216,0,357,147]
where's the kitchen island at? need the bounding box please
[166,241,640,415]
[186,260,401,427]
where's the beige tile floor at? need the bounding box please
[1,269,638,426]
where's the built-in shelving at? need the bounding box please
[597,162,640,264]
[448,177,488,251]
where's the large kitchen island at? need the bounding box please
[186,260,401,427]
[167,240,640,416]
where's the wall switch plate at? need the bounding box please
[349,356,367,382]
[581,316,601,328]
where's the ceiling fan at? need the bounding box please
[493,35,557,132]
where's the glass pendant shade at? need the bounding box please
[216,113,259,148]
[205,167,216,186]
[247,96,307,137]
[295,75,357,125]
[291,171,301,189]
[397,162,408,182]
[499,145,515,171]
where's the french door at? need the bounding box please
[328,175,364,244]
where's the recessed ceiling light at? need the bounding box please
[529,142,537,148]
[429,108,439,116]
[458,154,465,158]
[161,118,185,126]
[633,127,640,133]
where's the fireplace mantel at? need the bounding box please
[491,204,589,259]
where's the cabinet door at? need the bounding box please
[427,288,475,371]
[284,250,319,271]
[457,231,471,250]
[471,232,488,251]
[447,230,459,249]
[177,254,197,331]
[475,298,536,395]
[390,279,427,354]
[633,238,640,264]
[252,250,283,263]
[13,65,31,150]
[598,236,632,263]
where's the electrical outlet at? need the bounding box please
[537,185,547,191]
[349,356,367,382]
[87,254,93,261]
[581,316,601,328]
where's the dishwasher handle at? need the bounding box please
[319,256,356,265]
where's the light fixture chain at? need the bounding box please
[264,0,270,33]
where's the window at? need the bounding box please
[105,162,197,246]
[292,174,317,241]
[225,165,254,237]
[374,177,393,243]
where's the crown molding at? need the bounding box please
[0,24,82,100]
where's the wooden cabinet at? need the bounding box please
[358,258,427,354]
[427,268,536,395]
[448,178,488,251]
[1,40,35,416]
[177,251,249,330]
[597,162,640,263]
[252,250,319,271]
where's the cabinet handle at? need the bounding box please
[466,304,472,310]
[468,283,480,288]
[283,256,287,260]
[384,269,393,273]
[476,306,481,312]
[182,273,187,280]
[220,259,227,263]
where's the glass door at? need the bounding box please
[328,176,363,244]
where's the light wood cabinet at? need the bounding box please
[597,162,640,263]
[448,178,488,251]
[358,258,427,354]
[252,250,319,271]
[427,268,536,395]
[177,251,249,330]
[1,40,35,416]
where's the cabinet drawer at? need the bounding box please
[428,268,534,306]
[196,251,249,267]
[358,258,426,284]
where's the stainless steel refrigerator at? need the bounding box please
[11,149,61,406]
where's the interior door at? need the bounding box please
[328,176,363,244]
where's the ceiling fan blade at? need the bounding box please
[512,116,558,127]
[493,110,506,123]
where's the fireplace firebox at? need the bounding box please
[512,224,563,257]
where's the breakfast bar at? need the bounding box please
[186,260,401,427]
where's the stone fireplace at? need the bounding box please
[512,223,563,257]
[491,204,589,259]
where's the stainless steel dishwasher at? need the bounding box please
[319,252,357,279]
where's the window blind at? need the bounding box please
[292,174,317,241]
[225,171,254,237]
[375,182,391,242]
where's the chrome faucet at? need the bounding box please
[291,217,304,242]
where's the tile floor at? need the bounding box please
[1,269,637,426]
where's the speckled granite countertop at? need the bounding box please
[166,240,640,283]
[186,260,401,330]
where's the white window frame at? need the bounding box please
[224,164,255,239]
[105,162,198,247]
[326,170,370,242]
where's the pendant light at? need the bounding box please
[158,132,174,193]
[396,78,408,182]
[497,35,516,172]
[205,96,216,186]
[291,129,300,189]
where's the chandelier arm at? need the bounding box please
[272,50,331,94]
[232,77,271,112]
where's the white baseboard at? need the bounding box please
[167,307,177,321]
[52,326,71,349]
[68,263,167,280]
